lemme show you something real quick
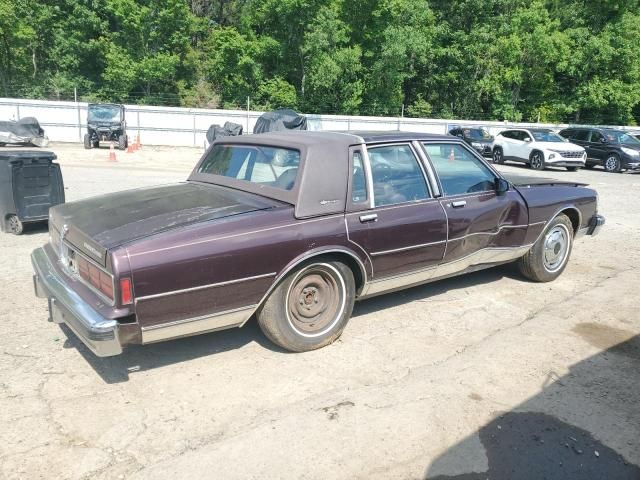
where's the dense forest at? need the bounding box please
[1,0,639,124]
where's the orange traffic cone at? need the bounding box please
[127,136,134,153]
[108,143,117,162]
[135,133,141,150]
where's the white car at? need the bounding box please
[492,128,586,171]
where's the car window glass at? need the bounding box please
[572,130,590,141]
[590,131,604,143]
[368,145,429,207]
[198,144,300,191]
[501,131,513,139]
[351,151,368,204]
[423,143,496,196]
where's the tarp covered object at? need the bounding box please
[252,109,307,134]
[0,117,49,147]
[206,121,243,144]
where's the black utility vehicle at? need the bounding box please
[559,127,640,173]
[448,127,493,156]
[84,104,127,150]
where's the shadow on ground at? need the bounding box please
[61,264,519,383]
[425,332,640,479]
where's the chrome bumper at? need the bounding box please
[31,247,122,357]
[587,214,605,236]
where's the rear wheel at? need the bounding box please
[83,134,91,149]
[530,151,545,170]
[492,147,504,164]
[257,260,355,352]
[518,214,573,282]
[118,135,127,150]
[604,154,621,173]
[8,215,23,235]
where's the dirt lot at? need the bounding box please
[1,142,639,479]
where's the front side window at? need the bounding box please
[590,131,604,143]
[423,143,496,196]
[198,144,300,191]
[572,129,590,141]
[368,144,430,207]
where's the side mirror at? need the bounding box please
[600,137,608,144]
[524,137,532,142]
[495,178,509,195]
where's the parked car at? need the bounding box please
[558,127,640,173]
[448,127,493,156]
[31,131,604,357]
[492,128,586,171]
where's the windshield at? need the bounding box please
[530,130,565,142]
[464,128,492,140]
[88,105,122,123]
[198,144,301,191]
[603,130,640,145]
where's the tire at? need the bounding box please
[518,214,573,282]
[566,166,579,172]
[8,215,24,235]
[492,147,504,164]
[530,151,545,170]
[257,259,356,352]
[83,134,91,149]
[93,140,99,148]
[118,135,127,150]
[604,154,621,173]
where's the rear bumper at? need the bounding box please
[31,246,122,357]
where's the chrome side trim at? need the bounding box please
[240,246,369,327]
[141,305,254,344]
[412,140,441,197]
[361,245,532,298]
[361,145,375,210]
[129,214,345,258]
[531,206,582,245]
[370,240,446,257]
[447,223,532,242]
[135,272,277,302]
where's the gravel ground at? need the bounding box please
[1,143,638,479]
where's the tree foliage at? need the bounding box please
[1,0,639,124]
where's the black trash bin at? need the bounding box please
[0,150,65,234]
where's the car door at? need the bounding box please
[513,131,533,162]
[588,130,607,164]
[345,143,447,292]
[421,142,529,270]
[498,130,515,158]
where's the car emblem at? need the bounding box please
[319,199,338,206]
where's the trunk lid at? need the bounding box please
[49,182,282,265]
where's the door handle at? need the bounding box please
[359,213,378,223]
[451,201,467,208]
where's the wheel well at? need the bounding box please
[560,208,580,234]
[314,252,366,295]
[529,149,543,160]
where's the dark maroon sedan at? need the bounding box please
[32,131,604,357]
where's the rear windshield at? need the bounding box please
[198,144,301,191]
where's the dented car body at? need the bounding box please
[32,131,604,357]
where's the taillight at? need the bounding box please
[120,278,133,305]
[76,255,114,301]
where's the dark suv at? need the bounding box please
[559,127,640,173]
[448,127,493,156]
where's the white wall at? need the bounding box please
[1,97,635,147]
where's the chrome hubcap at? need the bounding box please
[606,157,618,171]
[543,225,570,272]
[532,155,542,169]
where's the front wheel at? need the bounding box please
[83,134,91,149]
[8,215,24,235]
[257,260,355,352]
[518,214,573,282]
[604,154,621,173]
[492,147,504,164]
[118,135,127,150]
[530,152,545,170]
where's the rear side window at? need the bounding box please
[573,130,590,141]
[590,131,604,143]
[368,144,430,207]
[198,144,300,191]
[350,151,368,204]
[423,143,496,196]
[500,130,515,139]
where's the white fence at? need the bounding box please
[0,97,635,147]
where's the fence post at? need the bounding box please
[193,112,196,146]
[246,97,250,133]
[16,104,20,121]
[75,87,82,142]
